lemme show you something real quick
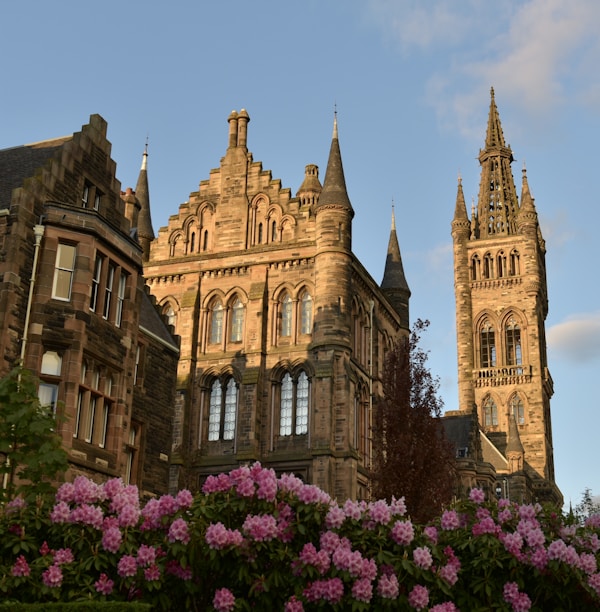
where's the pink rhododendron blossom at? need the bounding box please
[377,573,399,599]
[585,514,600,529]
[588,572,600,597]
[158,494,178,517]
[94,573,114,595]
[469,488,485,504]
[391,519,414,546]
[206,522,244,549]
[368,499,391,525]
[325,504,346,529]
[213,587,236,612]
[408,584,429,610]
[55,481,75,503]
[144,564,161,581]
[579,552,597,574]
[503,581,532,612]
[176,488,194,508]
[303,577,344,604]
[53,548,74,565]
[236,476,256,497]
[42,564,63,588]
[424,525,438,543]
[297,483,330,505]
[342,499,364,520]
[413,546,433,569]
[165,559,192,580]
[284,595,305,611]
[278,472,304,494]
[6,496,26,512]
[102,526,123,553]
[439,562,459,586]
[137,544,157,567]
[39,541,51,556]
[11,555,31,577]
[72,475,104,504]
[102,477,124,499]
[390,496,407,516]
[501,531,524,555]
[243,513,278,542]
[117,554,138,577]
[430,604,459,612]
[498,508,513,523]
[50,501,71,524]
[168,517,190,544]
[202,472,232,494]
[320,530,342,554]
[472,516,499,536]
[256,467,278,501]
[441,510,460,530]
[70,503,104,528]
[116,501,141,528]
[351,577,373,603]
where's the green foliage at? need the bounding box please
[0,604,151,611]
[0,367,69,502]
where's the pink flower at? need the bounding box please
[441,510,460,530]
[408,584,429,610]
[158,494,178,517]
[236,477,255,497]
[168,517,190,544]
[11,555,31,577]
[413,546,433,569]
[377,573,399,599]
[469,488,485,504]
[117,554,138,578]
[50,501,71,524]
[42,564,63,588]
[137,544,157,567]
[430,604,459,612]
[72,475,104,504]
[325,505,346,529]
[503,581,531,612]
[206,522,244,549]
[343,499,364,520]
[284,595,304,611]
[176,489,194,508]
[391,519,414,546]
[351,578,373,603]
[297,484,331,505]
[579,552,597,574]
[368,499,391,525]
[203,472,233,494]
[144,564,161,581]
[53,548,74,565]
[102,526,123,553]
[117,502,141,528]
[213,587,236,612]
[70,503,104,528]
[256,468,278,501]
[95,573,114,595]
[390,496,407,516]
[303,578,344,604]
[424,525,438,543]
[243,513,278,542]
[588,572,600,597]
[278,472,304,494]
[439,563,459,585]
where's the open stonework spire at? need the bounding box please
[476,88,520,238]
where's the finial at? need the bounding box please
[471,197,475,215]
[391,201,396,231]
[490,86,495,99]
[458,170,462,185]
[333,103,338,139]
[141,136,148,170]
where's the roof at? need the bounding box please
[0,137,70,207]
[138,291,179,353]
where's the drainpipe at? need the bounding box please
[368,300,374,473]
[19,223,45,365]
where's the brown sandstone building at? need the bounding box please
[144,111,411,500]
[1,90,562,506]
[0,116,179,496]
[448,89,562,506]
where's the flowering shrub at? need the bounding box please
[1,464,600,610]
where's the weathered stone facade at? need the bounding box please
[450,90,562,506]
[144,111,411,500]
[0,116,179,496]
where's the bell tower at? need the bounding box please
[452,89,561,505]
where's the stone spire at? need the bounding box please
[506,412,525,473]
[475,88,520,238]
[136,142,155,262]
[451,175,471,239]
[381,205,411,329]
[316,112,354,217]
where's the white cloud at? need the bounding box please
[547,312,600,363]
[368,0,600,137]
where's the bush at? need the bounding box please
[1,464,599,610]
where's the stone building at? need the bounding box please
[0,116,179,497]
[144,111,411,500]
[449,89,562,506]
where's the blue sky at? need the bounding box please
[1,0,598,509]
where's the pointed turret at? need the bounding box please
[296,164,322,210]
[506,412,525,473]
[451,175,471,241]
[381,206,410,329]
[316,114,354,217]
[476,88,519,238]
[136,143,155,262]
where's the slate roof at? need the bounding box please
[138,291,179,352]
[0,137,70,207]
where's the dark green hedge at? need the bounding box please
[0,604,152,612]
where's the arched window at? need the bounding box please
[471,255,480,281]
[210,301,224,344]
[230,298,244,342]
[505,317,522,366]
[258,223,263,244]
[281,294,292,337]
[203,230,209,251]
[300,292,312,335]
[190,232,196,253]
[497,251,507,278]
[271,220,277,242]
[279,370,310,436]
[483,253,494,279]
[483,396,498,427]
[163,303,176,328]
[480,320,496,368]
[208,377,238,441]
[510,249,520,276]
[510,394,525,425]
